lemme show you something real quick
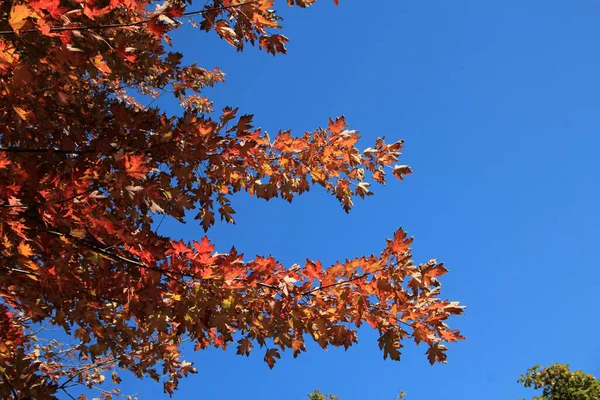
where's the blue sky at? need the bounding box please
[105,1,600,399]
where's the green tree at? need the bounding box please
[519,363,600,400]
[307,389,339,400]
[306,389,406,399]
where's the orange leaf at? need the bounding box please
[426,263,449,278]
[124,154,150,179]
[0,154,10,169]
[328,116,346,134]
[303,259,323,281]
[92,55,112,75]
[18,242,33,257]
[387,229,413,256]
[0,42,18,71]
[13,105,32,121]
[392,165,412,181]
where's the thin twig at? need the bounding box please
[57,356,118,391]
[5,266,41,277]
[61,387,76,400]
[52,186,99,205]
[301,272,371,296]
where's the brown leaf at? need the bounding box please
[264,348,280,369]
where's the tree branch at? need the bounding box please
[60,387,76,400]
[29,227,383,299]
[0,1,257,35]
[57,356,118,392]
[301,272,372,297]
[4,266,41,277]
[1,187,99,209]
[0,147,93,155]
[1,372,20,400]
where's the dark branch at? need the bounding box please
[1,187,99,208]
[0,147,93,155]
[0,1,257,35]
[302,272,371,296]
[27,228,377,298]
[61,388,76,400]
[2,372,20,400]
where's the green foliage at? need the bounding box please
[307,389,339,400]
[306,389,406,400]
[395,391,407,400]
[518,363,600,400]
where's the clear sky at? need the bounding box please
[108,1,600,399]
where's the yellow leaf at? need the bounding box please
[221,296,234,309]
[9,4,34,32]
[0,40,19,70]
[18,242,33,257]
[13,105,31,121]
[92,55,112,74]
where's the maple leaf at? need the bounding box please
[124,154,150,179]
[0,153,10,169]
[291,339,306,358]
[192,236,215,257]
[236,338,253,357]
[17,242,34,257]
[264,348,281,369]
[328,116,347,134]
[92,55,112,75]
[170,240,189,254]
[393,165,413,180]
[13,105,32,121]
[259,34,289,55]
[378,330,402,361]
[148,17,169,38]
[355,181,372,198]
[30,0,62,18]
[426,343,448,364]
[196,209,215,231]
[426,262,448,278]
[0,40,19,71]
[9,4,35,32]
[303,259,323,281]
[387,229,413,256]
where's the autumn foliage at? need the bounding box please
[0,0,464,398]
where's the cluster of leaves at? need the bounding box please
[518,364,600,400]
[306,389,406,400]
[307,389,340,400]
[0,0,464,398]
